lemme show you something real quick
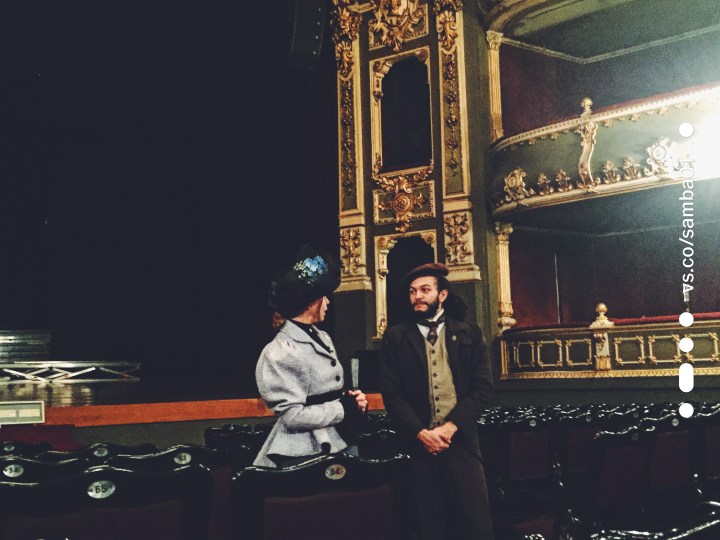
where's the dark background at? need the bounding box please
[1,1,339,395]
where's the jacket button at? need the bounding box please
[335,375,341,381]
[331,360,337,367]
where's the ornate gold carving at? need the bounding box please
[373,161,434,232]
[434,4,468,197]
[339,79,357,195]
[433,0,463,52]
[441,56,461,175]
[644,137,679,177]
[596,355,612,371]
[486,30,504,142]
[622,158,643,181]
[339,228,364,275]
[486,29,502,50]
[711,332,720,361]
[646,335,658,364]
[536,339,563,368]
[330,0,362,78]
[590,303,615,329]
[332,0,363,208]
[378,317,387,336]
[576,98,601,191]
[495,222,513,242]
[565,338,593,367]
[501,168,533,202]
[536,173,554,195]
[369,0,425,52]
[614,336,647,366]
[602,161,622,184]
[444,212,471,264]
[555,170,573,192]
[495,222,515,332]
[374,180,434,225]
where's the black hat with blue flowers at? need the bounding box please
[268,244,341,317]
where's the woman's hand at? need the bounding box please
[347,389,367,412]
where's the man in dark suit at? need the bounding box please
[379,262,494,540]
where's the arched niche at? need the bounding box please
[374,230,436,339]
[387,236,435,327]
[371,47,433,174]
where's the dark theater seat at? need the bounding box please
[35,442,158,465]
[0,441,52,458]
[107,444,253,540]
[231,453,413,540]
[0,455,89,483]
[0,463,214,540]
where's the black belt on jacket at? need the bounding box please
[306,390,343,406]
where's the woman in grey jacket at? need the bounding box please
[253,245,367,468]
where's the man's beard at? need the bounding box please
[413,298,440,320]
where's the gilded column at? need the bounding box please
[495,222,516,331]
[434,0,480,283]
[331,0,371,292]
[486,30,504,142]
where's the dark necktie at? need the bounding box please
[418,316,445,345]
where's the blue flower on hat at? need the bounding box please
[293,255,328,285]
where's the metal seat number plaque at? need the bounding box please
[324,463,347,480]
[174,452,192,465]
[3,464,24,478]
[87,480,116,499]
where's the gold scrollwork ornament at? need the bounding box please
[373,158,434,232]
[330,0,361,78]
[503,168,534,202]
[644,137,679,177]
[370,0,424,52]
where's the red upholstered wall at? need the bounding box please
[594,224,720,319]
[500,46,582,137]
[509,223,720,328]
[509,230,560,327]
[556,236,596,324]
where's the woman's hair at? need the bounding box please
[271,312,286,332]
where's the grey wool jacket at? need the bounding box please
[253,321,347,467]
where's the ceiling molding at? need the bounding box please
[500,22,720,64]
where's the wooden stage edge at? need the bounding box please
[44,394,386,428]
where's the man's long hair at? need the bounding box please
[437,276,468,321]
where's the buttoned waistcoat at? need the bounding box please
[379,316,493,456]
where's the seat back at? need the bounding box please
[205,424,267,456]
[106,443,253,471]
[0,455,89,483]
[585,426,654,529]
[356,428,402,459]
[0,441,52,458]
[231,453,413,540]
[35,442,158,464]
[0,463,214,540]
